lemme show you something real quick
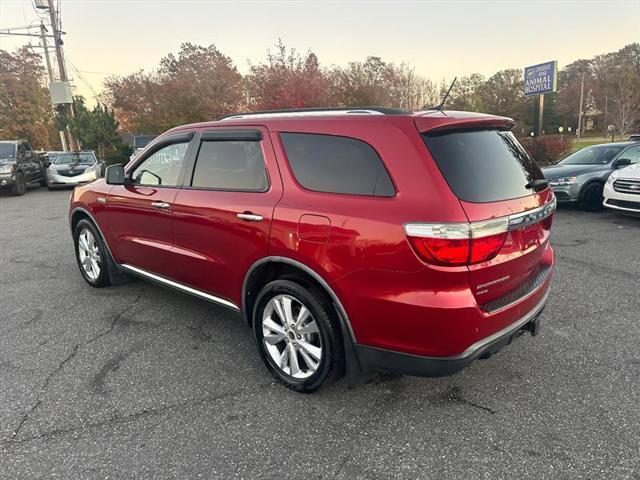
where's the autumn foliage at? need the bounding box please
[1,40,639,162]
[0,47,52,148]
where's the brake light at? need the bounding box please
[469,232,508,263]
[405,218,508,266]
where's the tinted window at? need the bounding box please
[559,145,625,165]
[191,141,268,191]
[422,129,544,203]
[132,142,189,186]
[280,133,395,197]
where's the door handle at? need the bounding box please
[151,201,171,209]
[237,212,264,222]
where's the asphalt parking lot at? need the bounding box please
[1,186,639,479]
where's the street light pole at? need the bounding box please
[577,72,585,139]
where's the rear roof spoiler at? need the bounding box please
[415,115,515,134]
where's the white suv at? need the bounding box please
[604,162,640,214]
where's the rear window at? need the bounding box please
[280,133,395,197]
[422,129,544,203]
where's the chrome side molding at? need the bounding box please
[121,264,240,311]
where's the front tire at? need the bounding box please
[580,183,604,211]
[253,280,344,393]
[10,172,26,196]
[73,219,111,287]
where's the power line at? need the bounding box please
[66,56,101,100]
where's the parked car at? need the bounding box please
[628,134,640,142]
[46,151,103,189]
[0,140,47,195]
[542,141,640,210]
[603,162,640,215]
[69,108,556,392]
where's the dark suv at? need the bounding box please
[69,108,556,392]
[0,140,47,195]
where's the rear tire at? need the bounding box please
[580,183,603,211]
[253,280,344,393]
[73,219,112,287]
[10,172,26,196]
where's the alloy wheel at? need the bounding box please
[262,294,323,379]
[77,228,102,281]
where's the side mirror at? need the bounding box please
[105,164,126,185]
[613,158,632,169]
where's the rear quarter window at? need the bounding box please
[422,129,544,203]
[280,133,395,197]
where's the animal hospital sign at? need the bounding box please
[524,61,558,96]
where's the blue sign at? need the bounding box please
[524,61,558,96]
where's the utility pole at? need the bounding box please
[577,72,585,139]
[39,22,54,82]
[46,0,77,150]
[537,94,544,136]
[39,21,68,151]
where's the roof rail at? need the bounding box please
[219,106,409,121]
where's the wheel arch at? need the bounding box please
[579,178,605,199]
[242,257,356,344]
[242,256,362,381]
[70,207,116,263]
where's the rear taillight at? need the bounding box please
[405,218,508,266]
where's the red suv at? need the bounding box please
[69,108,555,392]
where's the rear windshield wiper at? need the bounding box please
[525,179,549,192]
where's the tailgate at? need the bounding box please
[461,191,555,306]
[420,126,555,307]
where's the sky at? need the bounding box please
[1,0,639,103]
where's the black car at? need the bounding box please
[0,140,47,195]
[542,141,640,210]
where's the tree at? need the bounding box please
[66,97,127,161]
[448,74,486,112]
[104,43,243,133]
[479,69,528,125]
[328,57,438,109]
[0,46,52,148]
[245,40,331,110]
[610,67,640,135]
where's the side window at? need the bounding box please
[190,140,268,191]
[621,146,640,164]
[17,143,26,158]
[280,133,395,197]
[131,142,189,186]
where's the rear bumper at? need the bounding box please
[355,289,548,377]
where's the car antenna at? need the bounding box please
[427,77,457,111]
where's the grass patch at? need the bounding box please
[568,136,617,154]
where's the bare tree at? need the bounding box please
[611,68,640,135]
